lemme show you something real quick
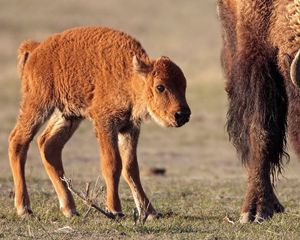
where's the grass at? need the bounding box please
[0,0,300,239]
[1,177,300,239]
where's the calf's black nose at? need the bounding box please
[175,107,191,126]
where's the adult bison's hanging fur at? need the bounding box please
[218,0,300,223]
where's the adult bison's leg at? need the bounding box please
[118,125,158,219]
[226,55,288,223]
[93,121,123,216]
[240,126,285,223]
[9,97,53,216]
[37,111,82,217]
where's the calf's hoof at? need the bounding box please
[147,211,163,220]
[106,208,125,219]
[17,206,33,217]
[113,212,125,219]
[61,207,79,218]
[138,206,162,221]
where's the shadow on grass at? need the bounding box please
[119,212,222,235]
[161,210,220,221]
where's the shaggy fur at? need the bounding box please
[218,0,300,223]
[9,27,191,218]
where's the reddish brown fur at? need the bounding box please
[218,0,300,223]
[9,27,190,218]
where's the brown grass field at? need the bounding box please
[0,0,300,239]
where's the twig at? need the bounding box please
[60,175,115,219]
[83,207,92,219]
[54,226,75,233]
[83,182,90,199]
[92,176,101,197]
[27,225,34,238]
[224,215,235,224]
[289,213,300,217]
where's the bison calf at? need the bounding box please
[9,27,191,218]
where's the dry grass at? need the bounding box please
[0,0,300,239]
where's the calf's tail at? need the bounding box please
[17,40,40,78]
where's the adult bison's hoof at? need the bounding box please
[240,208,275,224]
[254,203,284,223]
[240,212,254,223]
[239,190,284,223]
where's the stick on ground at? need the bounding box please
[60,175,115,219]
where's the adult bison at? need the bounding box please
[9,27,191,218]
[218,0,300,223]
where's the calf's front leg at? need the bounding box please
[118,125,158,219]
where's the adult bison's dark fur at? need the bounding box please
[218,0,300,223]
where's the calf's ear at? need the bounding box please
[290,49,300,88]
[157,56,170,61]
[133,55,152,76]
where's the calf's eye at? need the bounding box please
[156,85,165,93]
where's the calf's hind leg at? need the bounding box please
[9,99,52,216]
[118,126,157,219]
[38,111,82,217]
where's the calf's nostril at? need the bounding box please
[175,111,190,122]
[175,111,183,120]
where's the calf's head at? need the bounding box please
[133,55,191,127]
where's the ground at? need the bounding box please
[0,0,300,239]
